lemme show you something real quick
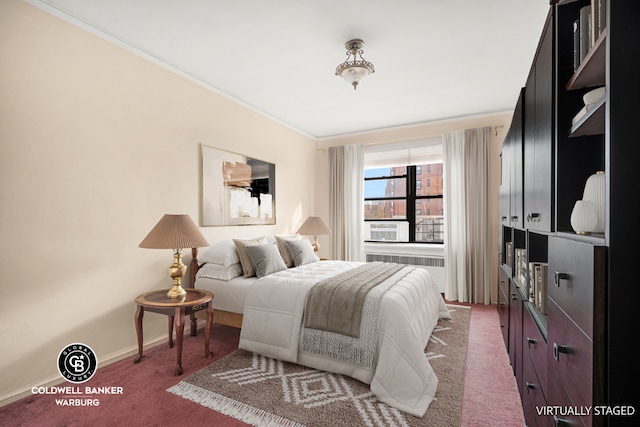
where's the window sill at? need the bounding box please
[364,242,444,258]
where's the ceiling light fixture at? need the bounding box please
[335,39,375,90]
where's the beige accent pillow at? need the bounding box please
[274,234,301,267]
[233,237,269,277]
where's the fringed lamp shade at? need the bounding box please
[139,214,209,298]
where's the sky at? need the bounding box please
[364,168,389,198]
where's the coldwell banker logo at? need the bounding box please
[57,343,97,383]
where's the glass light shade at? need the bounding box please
[582,171,605,233]
[570,200,598,235]
[339,66,371,85]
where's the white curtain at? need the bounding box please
[443,127,492,304]
[329,144,364,261]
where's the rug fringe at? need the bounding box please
[167,382,306,427]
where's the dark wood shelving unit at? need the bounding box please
[498,1,640,425]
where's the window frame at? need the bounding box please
[364,164,443,244]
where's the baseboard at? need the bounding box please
[0,321,207,407]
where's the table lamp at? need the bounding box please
[139,214,209,298]
[296,216,331,255]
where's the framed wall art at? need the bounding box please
[201,144,275,226]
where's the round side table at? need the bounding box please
[133,288,214,375]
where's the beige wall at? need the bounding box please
[0,0,514,404]
[315,113,512,302]
[0,0,317,402]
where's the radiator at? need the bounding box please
[365,253,445,292]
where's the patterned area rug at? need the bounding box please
[168,305,470,427]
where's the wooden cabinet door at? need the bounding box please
[524,9,554,233]
[509,89,524,229]
[508,281,524,390]
[498,266,510,351]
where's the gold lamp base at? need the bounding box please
[166,284,187,299]
[167,250,187,298]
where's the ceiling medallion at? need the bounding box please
[335,39,375,90]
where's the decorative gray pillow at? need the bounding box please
[245,244,287,278]
[274,234,301,267]
[233,237,268,277]
[285,239,319,267]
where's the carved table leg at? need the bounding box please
[173,307,185,376]
[205,301,214,358]
[167,315,174,348]
[133,305,144,363]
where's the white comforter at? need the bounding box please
[239,260,451,417]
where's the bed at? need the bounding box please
[188,236,450,417]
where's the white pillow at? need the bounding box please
[285,239,319,267]
[245,244,287,278]
[196,262,243,281]
[274,234,301,267]
[198,240,239,268]
[233,236,269,277]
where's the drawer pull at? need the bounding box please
[553,343,569,361]
[526,337,536,348]
[553,416,570,426]
[526,213,540,222]
[554,272,569,287]
[511,216,519,222]
[525,381,537,392]
[511,293,518,302]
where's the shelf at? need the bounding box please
[566,28,607,90]
[569,95,605,137]
[556,231,606,246]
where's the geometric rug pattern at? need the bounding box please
[168,305,470,427]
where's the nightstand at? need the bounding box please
[133,288,214,375]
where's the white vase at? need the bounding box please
[570,200,598,235]
[582,171,605,233]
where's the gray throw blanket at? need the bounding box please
[303,262,405,338]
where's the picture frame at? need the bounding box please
[201,144,275,226]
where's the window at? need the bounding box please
[364,164,443,243]
[363,138,443,243]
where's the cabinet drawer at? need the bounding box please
[498,286,509,351]
[523,354,552,427]
[499,265,510,296]
[547,299,593,422]
[523,303,547,396]
[548,237,606,340]
[508,281,523,378]
[546,377,589,427]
